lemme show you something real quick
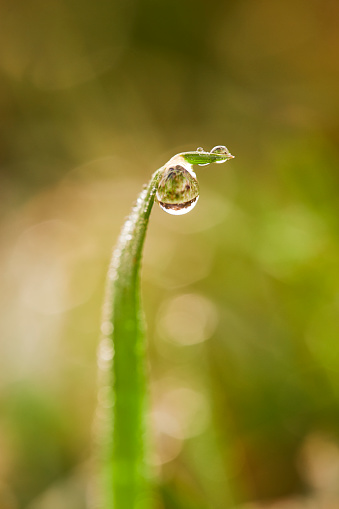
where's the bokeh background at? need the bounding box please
[1,1,339,508]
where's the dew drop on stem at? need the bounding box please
[156,162,199,216]
[210,145,231,163]
[196,147,210,166]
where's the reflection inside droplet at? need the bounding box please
[210,145,231,163]
[156,162,199,215]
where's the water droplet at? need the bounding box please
[157,163,199,215]
[210,145,231,163]
[195,146,210,166]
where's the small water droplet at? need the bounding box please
[157,163,199,215]
[196,146,210,166]
[210,145,231,163]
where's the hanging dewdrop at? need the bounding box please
[156,157,200,215]
[155,146,234,215]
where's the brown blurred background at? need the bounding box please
[1,1,339,508]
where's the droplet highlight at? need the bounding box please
[157,163,199,215]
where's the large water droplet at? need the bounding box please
[210,145,231,163]
[157,164,199,215]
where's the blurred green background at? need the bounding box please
[1,1,339,508]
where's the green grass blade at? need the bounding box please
[182,150,234,165]
[98,168,162,509]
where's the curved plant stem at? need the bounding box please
[96,148,234,509]
[97,168,162,509]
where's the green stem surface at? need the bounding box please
[98,168,162,509]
